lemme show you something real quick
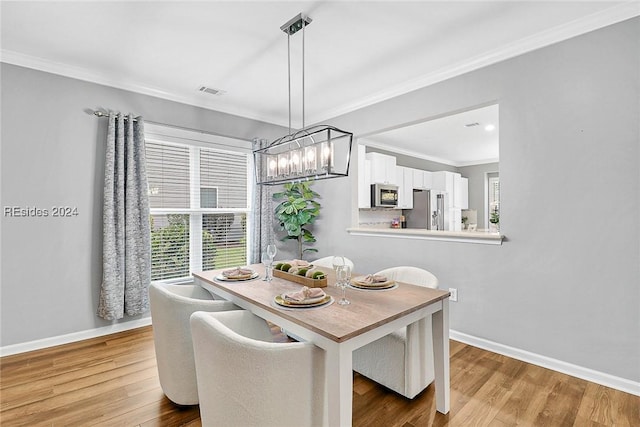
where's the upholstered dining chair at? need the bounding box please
[149,282,241,405]
[190,310,326,427]
[310,255,355,271]
[352,266,439,399]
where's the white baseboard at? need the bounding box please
[450,329,640,397]
[0,317,152,357]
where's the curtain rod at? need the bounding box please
[92,110,254,143]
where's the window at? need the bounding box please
[487,172,500,229]
[145,124,252,282]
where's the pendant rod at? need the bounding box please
[287,33,292,135]
[302,19,306,129]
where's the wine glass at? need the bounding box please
[264,244,277,282]
[266,243,277,261]
[332,256,345,287]
[336,265,351,306]
[261,252,273,282]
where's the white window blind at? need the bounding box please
[145,127,251,282]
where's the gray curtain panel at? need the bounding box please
[98,113,151,320]
[249,138,274,264]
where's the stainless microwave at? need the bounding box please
[371,183,398,208]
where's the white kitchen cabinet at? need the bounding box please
[395,166,414,209]
[456,176,469,209]
[431,171,468,208]
[357,145,371,208]
[366,152,397,185]
[411,169,432,190]
[431,171,455,208]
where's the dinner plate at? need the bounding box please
[214,272,259,282]
[274,294,332,308]
[350,280,396,290]
[351,279,395,288]
[281,293,327,305]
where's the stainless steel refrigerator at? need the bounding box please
[405,190,445,230]
[405,190,431,229]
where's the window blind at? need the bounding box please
[146,137,250,282]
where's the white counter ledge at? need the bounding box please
[347,227,504,245]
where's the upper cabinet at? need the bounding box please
[366,152,397,185]
[357,145,371,208]
[432,171,468,209]
[412,169,432,190]
[395,166,414,209]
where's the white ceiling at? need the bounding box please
[2,1,638,164]
[362,104,500,166]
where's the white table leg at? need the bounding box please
[432,298,450,414]
[325,343,353,427]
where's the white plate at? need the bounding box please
[214,272,259,282]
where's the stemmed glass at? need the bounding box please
[332,256,345,287]
[336,265,351,306]
[262,244,277,282]
[261,252,272,281]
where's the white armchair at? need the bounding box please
[190,310,326,427]
[352,266,439,399]
[310,255,355,271]
[148,282,240,405]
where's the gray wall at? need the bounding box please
[311,18,640,382]
[0,64,286,346]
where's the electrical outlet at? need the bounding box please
[448,288,458,302]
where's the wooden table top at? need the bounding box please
[193,264,449,344]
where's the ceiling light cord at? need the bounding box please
[302,20,306,129]
[287,33,291,135]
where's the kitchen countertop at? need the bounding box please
[347,226,504,245]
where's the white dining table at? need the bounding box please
[193,264,450,427]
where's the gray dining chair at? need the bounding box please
[352,266,439,399]
[190,310,326,426]
[149,282,241,405]
[310,255,355,271]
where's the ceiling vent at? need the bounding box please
[464,122,480,128]
[199,86,225,96]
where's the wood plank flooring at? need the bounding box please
[1,326,638,426]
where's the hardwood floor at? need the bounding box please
[1,326,637,426]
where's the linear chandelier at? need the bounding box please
[254,13,353,186]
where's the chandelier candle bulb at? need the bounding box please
[278,153,290,177]
[290,149,303,175]
[267,156,278,178]
[304,146,317,173]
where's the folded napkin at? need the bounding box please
[222,267,254,278]
[284,286,325,302]
[289,259,311,268]
[354,274,388,285]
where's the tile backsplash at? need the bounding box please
[358,209,400,229]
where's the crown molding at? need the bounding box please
[310,1,640,124]
[359,139,463,167]
[0,49,281,125]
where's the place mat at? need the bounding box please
[273,295,334,310]
[348,281,398,291]
[214,272,260,282]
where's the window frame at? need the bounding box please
[145,123,254,284]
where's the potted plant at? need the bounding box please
[273,181,321,259]
[489,206,500,232]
